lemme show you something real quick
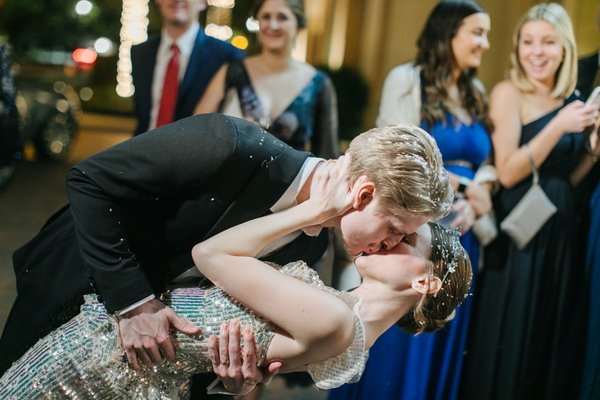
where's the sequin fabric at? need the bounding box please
[0,261,367,398]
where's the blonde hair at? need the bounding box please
[397,222,472,334]
[347,124,452,220]
[510,3,577,98]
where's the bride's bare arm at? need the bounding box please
[192,157,358,369]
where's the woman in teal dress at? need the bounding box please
[195,0,339,159]
[329,2,493,399]
[0,159,473,399]
[460,4,600,399]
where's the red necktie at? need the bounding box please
[156,43,180,127]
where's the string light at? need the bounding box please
[116,0,149,97]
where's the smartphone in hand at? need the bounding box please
[586,86,600,107]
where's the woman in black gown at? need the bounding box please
[460,4,600,399]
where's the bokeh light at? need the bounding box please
[94,37,113,55]
[246,17,259,32]
[79,87,94,101]
[75,0,93,16]
[231,35,249,50]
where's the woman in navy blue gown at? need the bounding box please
[582,169,600,399]
[329,1,493,399]
[460,4,600,399]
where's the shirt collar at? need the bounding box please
[160,21,200,57]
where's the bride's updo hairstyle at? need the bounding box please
[397,222,472,334]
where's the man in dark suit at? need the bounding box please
[131,0,243,135]
[576,7,599,100]
[0,115,451,395]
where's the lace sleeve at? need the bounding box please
[277,262,369,389]
[306,293,369,389]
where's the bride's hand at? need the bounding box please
[308,155,357,221]
[209,320,281,395]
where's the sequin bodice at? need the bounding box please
[0,261,367,399]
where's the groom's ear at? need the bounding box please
[352,176,375,209]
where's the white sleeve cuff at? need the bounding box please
[115,294,155,315]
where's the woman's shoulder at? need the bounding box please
[492,79,520,95]
[385,61,419,80]
[293,61,320,83]
[306,295,367,389]
[491,80,522,103]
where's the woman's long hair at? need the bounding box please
[416,0,492,132]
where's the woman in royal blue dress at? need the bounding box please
[195,0,339,159]
[329,1,494,399]
[460,4,600,399]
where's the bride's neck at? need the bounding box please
[352,283,416,349]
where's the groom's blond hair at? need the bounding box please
[348,124,452,219]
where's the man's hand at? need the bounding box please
[117,299,201,370]
[209,319,282,395]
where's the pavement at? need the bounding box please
[0,112,328,399]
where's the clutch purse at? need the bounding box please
[500,145,557,249]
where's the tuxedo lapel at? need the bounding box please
[203,158,297,240]
[140,37,160,113]
[177,30,207,109]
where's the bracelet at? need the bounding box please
[585,140,600,161]
[587,150,600,162]
[456,177,471,197]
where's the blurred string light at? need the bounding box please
[75,0,93,16]
[205,0,234,41]
[205,24,233,41]
[116,0,149,97]
[207,0,235,8]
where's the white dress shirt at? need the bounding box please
[148,21,200,130]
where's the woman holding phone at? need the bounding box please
[461,4,600,399]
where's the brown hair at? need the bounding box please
[397,222,472,334]
[415,0,492,133]
[252,0,307,29]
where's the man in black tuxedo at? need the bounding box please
[131,0,243,135]
[0,114,452,394]
[576,7,599,99]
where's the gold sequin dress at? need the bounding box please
[0,262,368,399]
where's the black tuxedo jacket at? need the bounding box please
[577,51,599,100]
[0,114,327,374]
[131,28,244,135]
